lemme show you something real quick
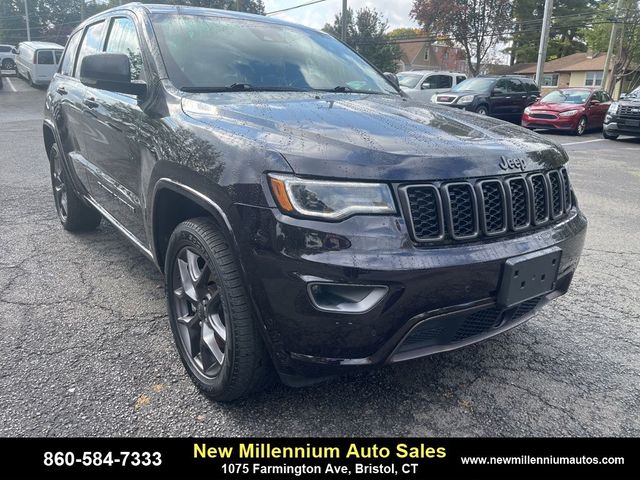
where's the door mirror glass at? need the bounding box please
[421,82,432,90]
[80,53,146,96]
[492,87,505,95]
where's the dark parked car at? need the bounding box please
[603,86,640,140]
[432,75,540,121]
[44,4,586,400]
[522,88,611,135]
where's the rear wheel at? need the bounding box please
[475,105,489,116]
[575,116,587,136]
[49,143,101,231]
[1,58,14,70]
[165,218,274,401]
[27,72,34,87]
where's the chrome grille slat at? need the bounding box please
[402,168,573,244]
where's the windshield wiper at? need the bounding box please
[312,86,389,95]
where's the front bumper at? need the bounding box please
[604,117,640,137]
[522,115,579,130]
[236,204,587,381]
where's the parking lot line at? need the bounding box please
[4,76,17,92]
[561,138,605,146]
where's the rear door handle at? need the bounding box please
[84,97,99,109]
[56,86,67,95]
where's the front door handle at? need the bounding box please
[56,86,67,95]
[84,97,99,109]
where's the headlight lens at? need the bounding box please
[608,102,619,115]
[430,93,438,103]
[524,107,531,114]
[559,110,579,117]
[457,95,474,104]
[268,174,396,220]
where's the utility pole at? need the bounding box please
[81,0,86,22]
[535,0,554,86]
[23,0,31,41]
[341,0,347,41]
[602,0,625,94]
[236,0,241,12]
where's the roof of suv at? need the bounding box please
[399,70,466,76]
[18,41,63,49]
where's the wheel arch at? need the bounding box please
[151,179,240,273]
[42,120,57,162]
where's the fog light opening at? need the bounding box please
[307,283,388,314]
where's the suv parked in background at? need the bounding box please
[603,86,640,140]
[0,44,17,70]
[397,70,467,102]
[433,75,540,121]
[44,4,586,401]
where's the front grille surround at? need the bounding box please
[400,167,573,245]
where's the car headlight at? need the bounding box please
[268,174,396,220]
[430,93,438,103]
[524,107,531,114]
[457,95,474,104]
[559,110,579,117]
[608,102,619,115]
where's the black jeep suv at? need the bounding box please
[603,86,640,140]
[44,4,586,400]
[433,75,540,121]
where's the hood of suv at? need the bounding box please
[182,92,567,181]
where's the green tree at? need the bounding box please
[582,0,640,92]
[509,0,598,64]
[410,0,512,76]
[323,7,403,73]
[387,27,422,40]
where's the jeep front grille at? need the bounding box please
[401,167,572,244]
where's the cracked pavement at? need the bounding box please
[1,78,639,437]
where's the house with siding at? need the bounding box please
[509,51,632,98]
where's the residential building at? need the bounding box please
[395,41,466,73]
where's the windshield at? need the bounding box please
[151,14,397,95]
[542,90,590,104]
[397,73,422,89]
[452,78,494,93]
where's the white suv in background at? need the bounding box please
[397,70,467,102]
[0,44,17,70]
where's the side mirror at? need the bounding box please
[383,72,399,89]
[492,87,505,95]
[80,53,146,97]
[421,83,433,90]
[590,99,600,105]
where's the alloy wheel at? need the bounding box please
[172,247,227,378]
[577,117,586,135]
[51,149,68,221]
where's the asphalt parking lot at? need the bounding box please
[1,75,639,437]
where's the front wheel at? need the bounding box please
[165,218,274,401]
[574,116,587,136]
[603,130,619,140]
[475,105,489,116]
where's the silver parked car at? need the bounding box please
[397,70,467,102]
[0,44,17,70]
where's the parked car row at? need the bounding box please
[0,44,17,70]
[398,70,639,139]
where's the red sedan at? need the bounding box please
[522,88,612,135]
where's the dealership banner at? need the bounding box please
[0,437,633,475]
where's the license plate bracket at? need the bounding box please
[497,247,562,308]
[621,119,640,127]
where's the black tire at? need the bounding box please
[27,72,34,87]
[475,105,489,116]
[165,218,274,401]
[574,116,587,136]
[603,130,618,140]
[1,58,15,70]
[49,143,101,231]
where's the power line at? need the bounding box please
[266,0,329,16]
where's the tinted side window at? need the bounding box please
[105,17,144,81]
[425,74,452,89]
[456,75,466,84]
[60,31,81,76]
[0,46,10,53]
[494,79,509,92]
[37,50,54,65]
[600,91,611,102]
[75,20,106,78]
[509,79,525,92]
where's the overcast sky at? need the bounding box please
[262,0,419,31]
